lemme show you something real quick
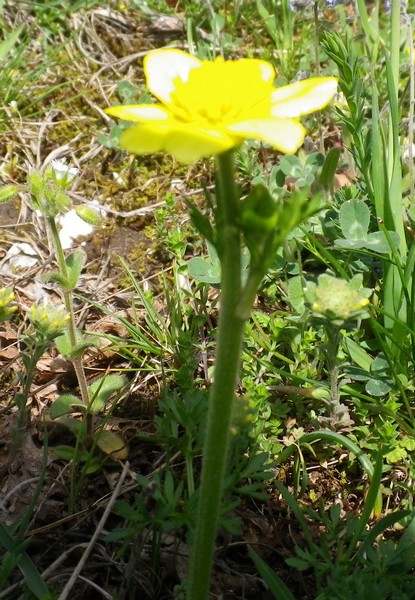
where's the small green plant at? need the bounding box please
[304,273,372,420]
[1,161,128,501]
[249,450,414,600]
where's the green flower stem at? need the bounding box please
[47,216,91,428]
[187,151,247,599]
[324,326,342,418]
[10,340,49,464]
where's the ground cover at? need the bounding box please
[1,0,415,598]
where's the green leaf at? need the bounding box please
[305,152,325,169]
[54,445,81,461]
[362,231,400,253]
[338,199,370,239]
[319,147,340,187]
[53,416,83,436]
[248,546,296,600]
[50,394,85,419]
[385,446,407,464]
[187,241,221,284]
[65,251,86,289]
[116,80,140,103]
[279,155,303,178]
[55,329,100,359]
[88,374,128,413]
[0,523,51,599]
[97,126,123,149]
[55,329,82,356]
[334,238,367,250]
[365,378,391,396]
[370,354,389,377]
[186,200,215,244]
[0,185,18,203]
[287,275,306,313]
[285,557,311,570]
[240,184,277,234]
[401,437,415,451]
[343,337,373,371]
[0,26,23,62]
[187,257,221,284]
[41,271,68,286]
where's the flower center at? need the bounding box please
[169,57,273,126]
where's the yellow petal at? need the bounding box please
[164,127,236,163]
[231,58,275,83]
[105,104,169,122]
[120,123,169,154]
[271,77,337,118]
[120,122,235,163]
[144,49,202,104]
[227,118,306,154]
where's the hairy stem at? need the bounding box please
[187,151,246,599]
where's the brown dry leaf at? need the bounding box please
[0,321,19,360]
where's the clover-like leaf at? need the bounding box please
[188,257,221,284]
[362,231,400,253]
[365,378,391,397]
[338,199,370,239]
[187,241,221,284]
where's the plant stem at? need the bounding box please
[47,216,91,430]
[187,151,246,599]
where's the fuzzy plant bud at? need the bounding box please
[305,273,371,323]
[75,205,102,226]
[0,288,17,322]
[28,167,71,217]
[29,303,69,338]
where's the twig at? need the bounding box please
[57,460,130,600]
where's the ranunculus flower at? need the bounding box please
[106,49,337,164]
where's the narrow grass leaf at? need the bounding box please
[0,26,23,62]
[248,546,296,600]
[0,524,50,599]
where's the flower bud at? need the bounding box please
[0,288,17,322]
[29,303,69,337]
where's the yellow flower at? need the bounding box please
[105,49,337,164]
